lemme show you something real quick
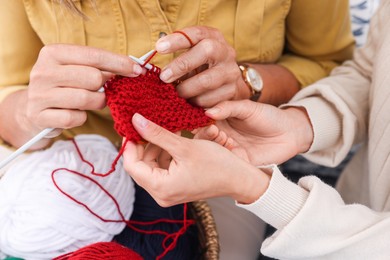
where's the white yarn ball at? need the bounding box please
[0,135,135,259]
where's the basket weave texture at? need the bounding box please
[190,200,220,260]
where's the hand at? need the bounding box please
[156,26,249,108]
[123,113,268,207]
[1,44,142,149]
[195,100,314,166]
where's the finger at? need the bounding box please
[176,66,237,99]
[159,40,229,83]
[34,109,87,129]
[123,140,156,187]
[156,26,224,53]
[144,142,163,166]
[194,124,230,146]
[158,130,180,169]
[205,100,260,120]
[224,137,238,150]
[193,124,219,141]
[132,113,187,157]
[48,65,114,91]
[188,83,235,108]
[38,44,143,77]
[158,149,172,170]
[34,88,106,111]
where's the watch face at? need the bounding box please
[246,68,263,92]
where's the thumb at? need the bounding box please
[132,113,183,155]
[205,100,260,121]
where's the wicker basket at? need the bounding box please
[190,200,220,260]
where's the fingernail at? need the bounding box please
[133,64,143,75]
[156,40,171,52]
[160,68,173,82]
[206,107,221,115]
[133,113,148,129]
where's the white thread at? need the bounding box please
[0,135,135,259]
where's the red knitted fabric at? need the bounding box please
[104,71,213,142]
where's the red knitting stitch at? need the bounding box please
[104,71,213,143]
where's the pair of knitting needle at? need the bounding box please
[0,50,156,169]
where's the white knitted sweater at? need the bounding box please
[239,1,390,259]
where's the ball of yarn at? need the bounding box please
[54,242,143,260]
[0,135,135,259]
[104,72,213,143]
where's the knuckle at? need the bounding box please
[198,73,213,90]
[29,69,40,83]
[201,39,217,57]
[95,95,106,109]
[192,26,205,41]
[117,56,133,70]
[88,69,104,88]
[174,57,192,73]
[61,111,86,128]
[29,65,49,84]
[76,90,90,107]
[38,45,55,59]
[193,96,217,108]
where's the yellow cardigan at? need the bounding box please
[0,0,354,146]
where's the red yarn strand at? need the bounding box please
[52,138,195,259]
[173,30,195,47]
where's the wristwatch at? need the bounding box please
[238,64,263,101]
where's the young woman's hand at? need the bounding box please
[156,26,250,108]
[195,100,314,166]
[123,113,268,207]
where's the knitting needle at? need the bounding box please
[139,49,156,61]
[0,127,54,169]
[129,55,154,70]
[0,50,156,170]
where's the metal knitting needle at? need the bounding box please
[0,50,157,170]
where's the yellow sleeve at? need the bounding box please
[277,0,355,87]
[0,0,43,100]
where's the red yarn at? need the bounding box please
[52,139,195,260]
[53,242,143,260]
[104,71,213,143]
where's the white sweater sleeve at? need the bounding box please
[279,1,390,167]
[238,165,390,260]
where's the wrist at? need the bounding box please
[284,107,314,153]
[0,90,47,148]
[233,165,270,204]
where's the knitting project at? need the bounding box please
[104,71,213,142]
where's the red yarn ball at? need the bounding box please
[54,242,143,260]
[104,72,213,142]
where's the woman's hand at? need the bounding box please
[195,100,314,166]
[156,26,250,108]
[1,44,143,149]
[123,113,268,207]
